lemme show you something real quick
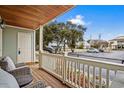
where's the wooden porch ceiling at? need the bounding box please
[0,5,74,30]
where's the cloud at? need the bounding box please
[68,15,92,26]
[68,15,85,25]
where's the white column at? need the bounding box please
[0,28,2,57]
[33,31,36,62]
[39,26,43,52]
[39,25,43,68]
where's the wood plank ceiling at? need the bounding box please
[0,5,74,30]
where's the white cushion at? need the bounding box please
[0,68,19,88]
[2,56,16,71]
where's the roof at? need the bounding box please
[110,36,124,41]
[0,5,74,30]
[90,39,108,45]
[90,39,108,43]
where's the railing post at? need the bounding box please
[62,53,66,83]
[39,51,42,69]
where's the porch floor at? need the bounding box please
[28,63,69,88]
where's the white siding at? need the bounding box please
[3,26,35,63]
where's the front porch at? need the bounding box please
[1,5,124,88]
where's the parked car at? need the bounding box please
[99,49,104,52]
[43,46,55,53]
[51,46,62,53]
[87,48,99,53]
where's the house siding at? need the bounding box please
[3,26,34,63]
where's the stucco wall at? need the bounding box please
[3,26,34,63]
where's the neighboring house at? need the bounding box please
[49,41,68,50]
[109,36,124,50]
[90,39,108,49]
[76,41,83,48]
[83,41,91,49]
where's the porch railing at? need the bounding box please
[39,52,124,88]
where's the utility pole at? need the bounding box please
[98,33,101,40]
[98,33,102,49]
[89,34,92,47]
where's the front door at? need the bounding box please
[18,32,32,63]
[0,28,2,57]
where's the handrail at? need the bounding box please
[65,55,124,71]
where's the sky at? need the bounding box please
[55,5,124,41]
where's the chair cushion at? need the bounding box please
[0,68,19,88]
[0,56,16,71]
[16,74,33,87]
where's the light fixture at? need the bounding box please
[0,16,5,29]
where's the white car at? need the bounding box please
[87,48,99,53]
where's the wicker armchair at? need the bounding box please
[15,63,26,68]
[0,56,33,87]
[8,66,33,87]
[0,68,50,88]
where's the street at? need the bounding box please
[68,51,124,64]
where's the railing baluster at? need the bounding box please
[62,56,65,82]
[60,57,62,76]
[56,57,58,74]
[106,69,110,88]
[53,56,56,73]
[74,62,77,86]
[93,66,96,88]
[57,57,59,74]
[87,65,90,88]
[99,67,102,88]
[51,57,54,71]
[71,61,73,84]
[78,63,81,87]
[58,57,60,75]
[83,64,85,88]
[68,61,70,82]
[65,60,68,81]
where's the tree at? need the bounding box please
[43,25,54,46]
[66,29,83,52]
[42,20,86,53]
[66,21,86,52]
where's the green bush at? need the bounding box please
[78,43,84,49]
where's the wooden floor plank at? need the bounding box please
[28,64,68,88]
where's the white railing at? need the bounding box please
[39,52,124,88]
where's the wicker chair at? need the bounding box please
[0,68,50,88]
[0,56,33,87]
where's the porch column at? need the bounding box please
[39,25,43,68]
[0,28,2,57]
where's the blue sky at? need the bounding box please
[56,5,124,40]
